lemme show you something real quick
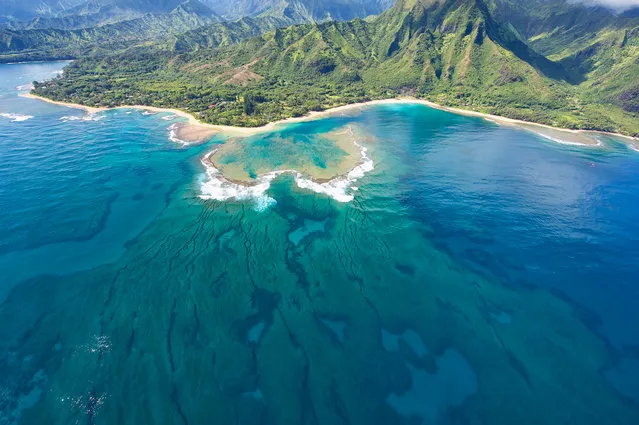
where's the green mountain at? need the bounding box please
[0,1,224,61]
[0,0,393,62]
[171,15,294,51]
[31,0,639,135]
[487,0,639,116]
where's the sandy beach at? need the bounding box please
[169,122,220,144]
[22,93,638,147]
[21,93,107,114]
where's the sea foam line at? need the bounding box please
[533,131,603,147]
[168,123,188,146]
[294,139,374,203]
[59,114,104,122]
[199,130,374,207]
[0,112,34,122]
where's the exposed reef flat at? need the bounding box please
[208,126,364,184]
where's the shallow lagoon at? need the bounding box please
[1,62,639,425]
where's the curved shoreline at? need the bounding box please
[21,93,639,148]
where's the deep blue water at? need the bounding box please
[1,62,639,425]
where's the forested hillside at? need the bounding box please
[0,1,221,62]
[32,0,639,135]
[0,0,394,61]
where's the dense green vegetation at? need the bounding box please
[30,0,639,135]
[0,1,222,62]
[0,0,389,62]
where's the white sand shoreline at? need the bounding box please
[21,93,638,147]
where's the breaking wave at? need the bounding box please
[0,112,34,122]
[199,135,374,208]
[295,140,374,202]
[59,114,104,122]
[199,151,287,211]
[168,123,187,146]
[533,131,603,147]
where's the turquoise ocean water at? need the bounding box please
[1,62,639,424]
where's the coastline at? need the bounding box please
[22,93,638,148]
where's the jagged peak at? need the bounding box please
[377,0,568,80]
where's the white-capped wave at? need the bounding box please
[168,123,188,146]
[59,114,104,122]
[294,140,373,202]
[199,151,288,211]
[162,114,177,121]
[198,128,374,207]
[0,112,34,122]
[534,131,603,147]
[141,110,156,116]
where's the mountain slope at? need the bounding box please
[32,0,639,134]
[0,0,391,61]
[171,15,294,51]
[487,0,639,116]
[0,1,222,61]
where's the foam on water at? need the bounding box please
[199,151,288,210]
[294,139,374,202]
[534,131,604,147]
[59,114,104,122]
[1,113,34,122]
[168,123,188,146]
[199,136,374,206]
[162,114,177,121]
